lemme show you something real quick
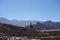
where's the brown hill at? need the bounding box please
[0,23,39,37]
[0,23,60,40]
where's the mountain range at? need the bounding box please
[0,17,37,27]
[26,21,60,30]
[0,17,60,30]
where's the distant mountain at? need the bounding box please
[42,21,60,29]
[0,17,60,30]
[26,21,60,30]
[0,17,37,27]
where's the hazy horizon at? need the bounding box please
[0,17,60,22]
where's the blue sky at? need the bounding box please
[0,0,60,22]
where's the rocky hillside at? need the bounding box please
[0,23,39,37]
[0,23,60,40]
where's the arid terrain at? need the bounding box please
[0,23,60,40]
